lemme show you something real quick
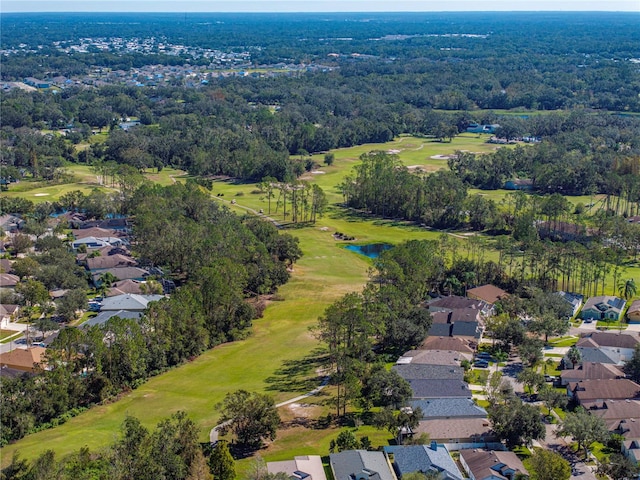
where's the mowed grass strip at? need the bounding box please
[1,166,186,203]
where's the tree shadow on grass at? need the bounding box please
[264,347,331,394]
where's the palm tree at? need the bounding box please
[618,279,637,301]
[443,276,461,296]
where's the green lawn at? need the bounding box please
[0,329,20,342]
[548,336,578,348]
[2,165,187,204]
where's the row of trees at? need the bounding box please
[2,412,213,480]
[0,182,301,445]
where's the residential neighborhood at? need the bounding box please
[3,209,640,479]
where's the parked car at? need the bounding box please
[474,360,489,368]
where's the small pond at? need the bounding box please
[343,243,393,258]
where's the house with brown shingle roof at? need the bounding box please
[568,379,640,406]
[560,362,624,386]
[466,285,508,306]
[86,254,137,272]
[0,304,19,323]
[422,337,475,355]
[71,227,123,240]
[416,419,496,446]
[459,449,528,480]
[0,273,19,289]
[589,399,640,430]
[0,346,47,373]
[106,279,144,297]
[576,332,640,362]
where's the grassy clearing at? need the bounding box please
[548,336,578,348]
[0,329,20,341]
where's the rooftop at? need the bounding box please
[459,449,528,480]
[466,285,508,305]
[416,418,494,442]
[570,379,640,403]
[577,332,640,350]
[408,379,472,399]
[0,346,47,371]
[330,450,395,480]
[408,398,487,419]
[389,444,463,480]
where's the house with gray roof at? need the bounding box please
[92,267,150,286]
[580,296,626,321]
[408,379,472,399]
[576,332,640,363]
[99,294,164,312]
[397,350,470,366]
[387,443,463,480]
[574,345,623,365]
[0,214,25,233]
[408,398,487,420]
[393,364,464,382]
[555,291,584,317]
[267,455,327,480]
[83,309,142,327]
[329,450,396,480]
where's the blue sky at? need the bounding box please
[3,0,639,12]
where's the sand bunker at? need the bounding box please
[34,193,50,196]
[311,170,325,174]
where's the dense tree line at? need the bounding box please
[448,112,640,197]
[0,182,300,446]
[1,412,213,480]
[2,12,639,110]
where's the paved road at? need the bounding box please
[533,418,598,480]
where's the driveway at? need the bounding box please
[535,422,598,480]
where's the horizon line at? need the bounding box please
[3,10,640,13]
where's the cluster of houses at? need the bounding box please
[561,330,640,464]
[389,286,508,448]
[2,60,335,94]
[264,287,640,477]
[0,212,171,377]
[265,446,528,480]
